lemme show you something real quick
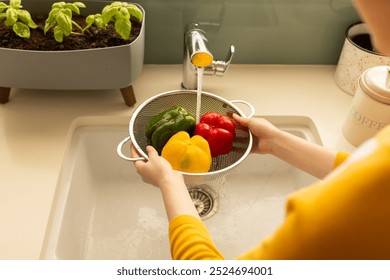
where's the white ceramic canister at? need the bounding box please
[342,66,390,146]
[335,22,390,96]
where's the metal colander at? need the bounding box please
[117,89,254,186]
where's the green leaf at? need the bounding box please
[0,13,6,20]
[13,22,30,38]
[17,9,37,28]
[56,11,72,36]
[101,4,110,14]
[119,7,130,20]
[52,2,66,9]
[101,5,117,24]
[9,0,22,9]
[93,15,105,29]
[126,5,143,22]
[5,8,17,26]
[45,10,58,34]
[63,8,73,19]
[82,14,94,30]
[115,17,131,40]
[54,25,64,42]
[44,17,56,34]
[0,3,8,13]
[73,2,86,8]
[47,7,60,19]
[85,14,96,25]
[64,3,80,15]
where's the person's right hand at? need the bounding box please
[233,113,281,155]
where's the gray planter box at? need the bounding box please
[0,1,145,106]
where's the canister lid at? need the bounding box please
[360,66,390,105]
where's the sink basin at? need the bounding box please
[41,115,322,259]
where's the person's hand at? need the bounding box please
[131,145,198,220]
[131,145,184,188]
[233,113,281,154]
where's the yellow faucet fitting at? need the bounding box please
[191,52,214,68]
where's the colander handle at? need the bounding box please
[230,100,255,118]
[117,136,147,162]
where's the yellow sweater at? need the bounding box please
[169,125,390,259]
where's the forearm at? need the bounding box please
[269,130,338,179]
[159,176,200,222]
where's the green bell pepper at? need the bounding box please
[145,105,196,154]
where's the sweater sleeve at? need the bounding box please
[169,215,225,260]
[167,152,361,260]
[169,126,390,260]
[237,127,390,259]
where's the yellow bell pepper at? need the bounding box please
[161,131,212,173]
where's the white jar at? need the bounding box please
[342,66,390,146]
[334,23,390,96]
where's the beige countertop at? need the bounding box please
[0,64,355,259]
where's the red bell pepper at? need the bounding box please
[194,112,236,157]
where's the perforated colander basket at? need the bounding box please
[117,89,254,186]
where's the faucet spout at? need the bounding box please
[182,23,213,89]
[185,23,214,67]
[182,23,234,90]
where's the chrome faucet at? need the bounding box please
[182,23,235,90]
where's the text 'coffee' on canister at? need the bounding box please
[342,66,390,146]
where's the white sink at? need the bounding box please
[40,115,322,260]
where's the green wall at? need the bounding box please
[135,0,361,64]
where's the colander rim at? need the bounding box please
[128,89,253,177]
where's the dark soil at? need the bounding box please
[0,15,141,51]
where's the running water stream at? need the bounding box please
[196,67,204,124]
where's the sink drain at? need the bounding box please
[188,185,218,220]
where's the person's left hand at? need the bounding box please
[131,145,184,188]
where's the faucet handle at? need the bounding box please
[204,45,235,77]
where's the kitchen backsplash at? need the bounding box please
[133,0,361,64]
